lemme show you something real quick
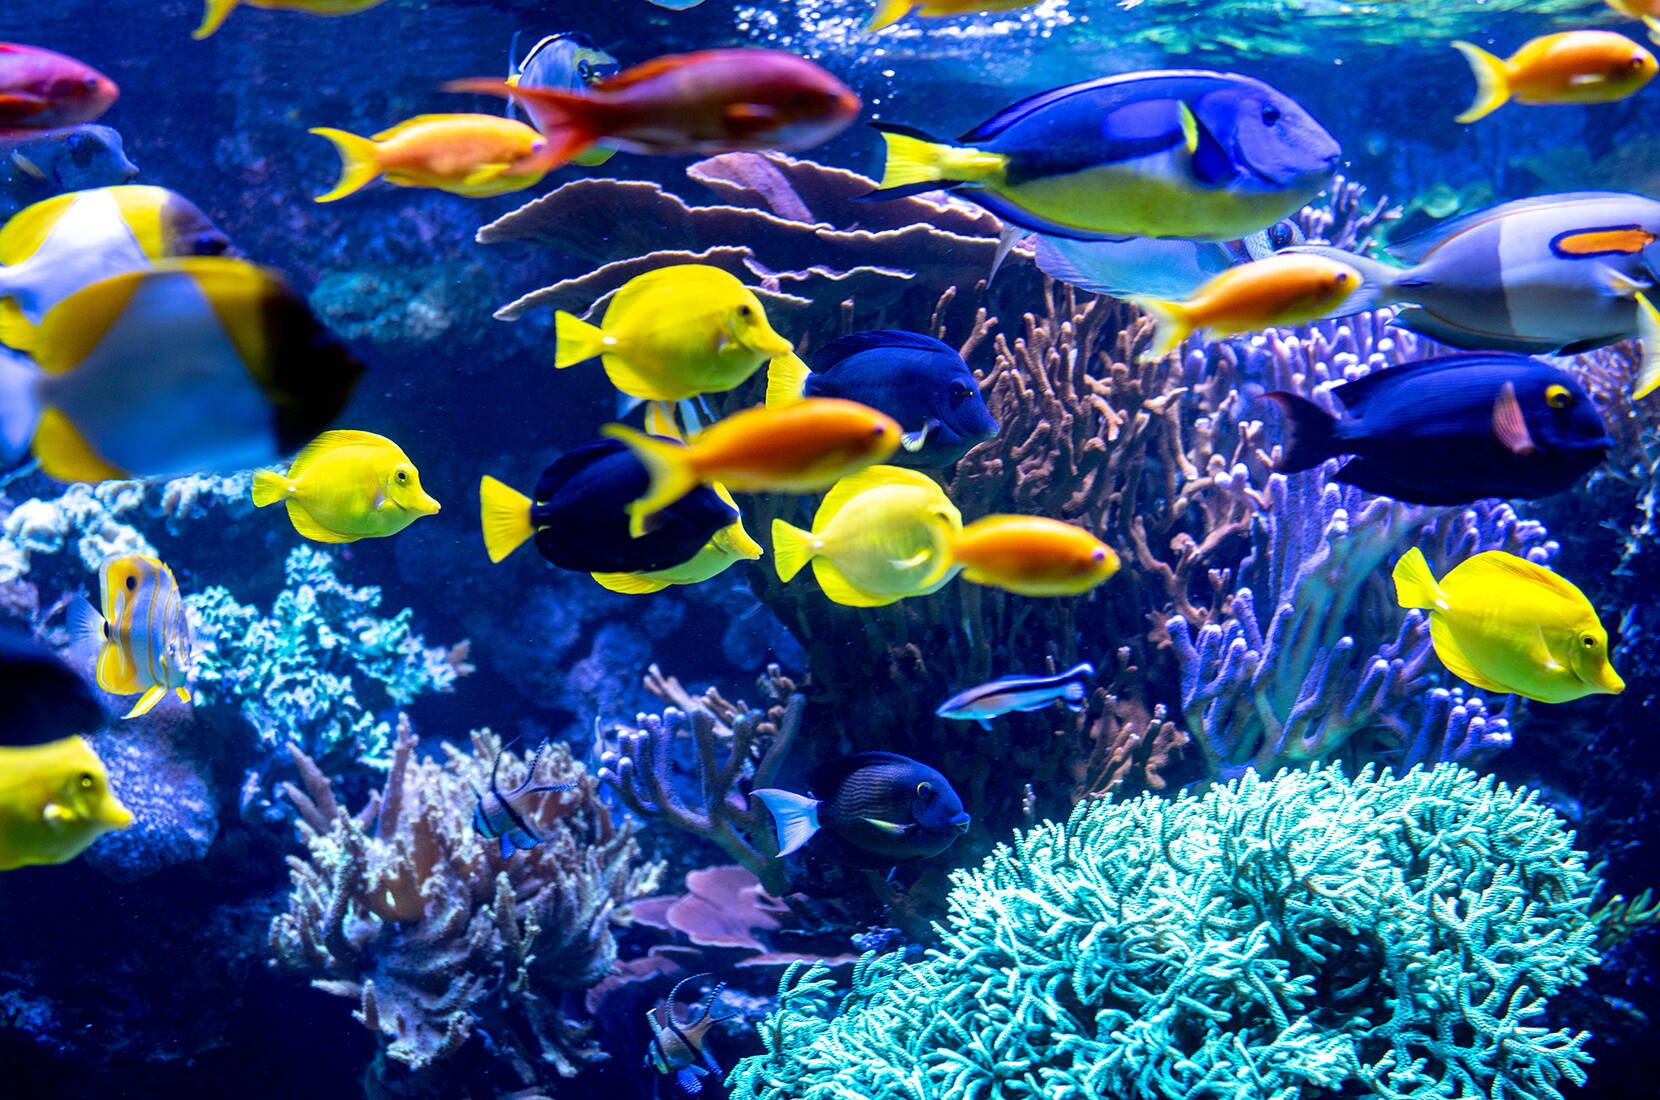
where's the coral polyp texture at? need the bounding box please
[727,764,1604,1100]
[269,717,663,1095]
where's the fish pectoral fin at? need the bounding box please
[723,102,779,135]
[1598,265,1652,298]
[1178,101,1200,154]
[900,420,935,452]
[498,834,515,860]
[1568,73,1610,86]
[41,801,69,825]
[1491,381,1537,456]
[174,686,191,703]
[977,717,994,731]
[0,93,50,108]
[124,685,168,719]
[889,549,933,570]
[860,816,912,836]
[1177,101,1238,185]
[461,163,513,187]
[9,151,45,180]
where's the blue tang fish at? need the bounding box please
[479,436,737,572]
[935,661,1094,731]
[1292,192,1660,358]
[868,70,1339,244]
[752,751,970,866]
[1266,353,1610,506]
[471,740,576,859]
[765,330,999,466]
[506,32,621,166]
[0,629,104,746]
[1034,219,1304,301]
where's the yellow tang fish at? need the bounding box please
[866,0,1037,32]
[1451,32,1657,124]
[0,735,132,870]
[0,185,233,354]
[1131,252,1362,360]
[308,114,556,202]
[951,514,1119,597]
[771,465,962,607]
[555,265,805,403]
[1392,547,1624,704]
[592,485,764,594]
[194,0,389,40]
[251,429,440,543]
[71,555,194,719]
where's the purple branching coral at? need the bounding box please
[269,715,663,1096]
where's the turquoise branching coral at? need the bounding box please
[187,546,464,767]
[728,764,1603,1100]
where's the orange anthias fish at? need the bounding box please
[1451,32,1657,123]
[0,44,118,139]
[951,515,1120,597]
[603,398,901,536]
[307,114,556,201]
[1606,0,1660,42]
[866,0,1038,33]
[444,48,861,171]
[1131,252,1362,359]
[193,0,390,41]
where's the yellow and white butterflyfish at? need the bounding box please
[71,555,195,720]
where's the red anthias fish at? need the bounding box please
[0,44,118,139]
[444,48,860,170]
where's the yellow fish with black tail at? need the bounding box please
[593,485,764,594]
[252,430,439,543]
[771,465,962,607]
[1393,548,1624,703]
[70,555,194,720]
[0,735,132,870]
[0,185,234,354]
[193,0,389,40]
[555,264,807,405]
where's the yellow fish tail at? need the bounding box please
[193,0,242,38]
[866,0,915,31]
[1128,296,1193,361]
[1391,547,1449,612]
[554,311,607,369]
[1451,41,1511,123]
[765,352,811,408]
[479,476,534,563]
[873,125,1006,191]
[591,571,671,594]
[309,128,383,203]
[124,685,168,719]
[250,469,291,508]
[771,519,819,582]
[1632,292,1660,400]
[602,425,700,538]
[0,309,39,357]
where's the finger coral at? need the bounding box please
[269,716,663,1096]
[728,763,1605,1100]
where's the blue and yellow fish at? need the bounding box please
[471,740,575,859]
[71,555,193,720]
[935,662,1094,731]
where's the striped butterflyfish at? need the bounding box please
[71,555,193,720]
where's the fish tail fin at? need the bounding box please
[479,476,534,563]
[1633,291,1660,400]
[1127,295,1193,360]
[1264,392,1341,473]
[764,352,810,407]
[442,79,601,168]
[124,685,167,720]
[770,519,819,582]
[600,425,699,538]
[0,347,40,460]
[308,128,382,203]
[1391,547,1450,612]
[865,0,914,31]
[869,122,1006,193]
[750,788,821,857]
[554,311,606,369]
[192,0,241,38]
[250,469,292,508]
[1282,244,1397,315]
[1451,41,1511,123]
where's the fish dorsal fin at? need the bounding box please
[816,465,949,528]
[1329,354,1531,414]
[370,115,466,141]
[0,191,78,267]
[1448,551,1586,608]
[286,429,395,481]
[33,267,147,375]
[591,571,671,594]
[285,499,355,543]
[1386,192,1646,264]
[810,330,957,375]
[533,437,631,500]
[590,55,691,92]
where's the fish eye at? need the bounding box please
[1582,635,1597,648]
[949,382,972,403]
[78,772,95,790]
[125,575,138,591]
[1545,384,1574,410]
[916,782,933,800]
[193,234,228,256]
[737,304,754,318]
[396,468,409,483]
[1262,104,1281,126]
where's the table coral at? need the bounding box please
[270,717,663,1096]
[728,763,1605,1100]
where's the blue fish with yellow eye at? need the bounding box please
[1266,353,1610,506]
[752,751,970,867]
[867,70,1339,244]
[471,740,576,859]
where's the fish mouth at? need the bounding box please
[949,813,971,833]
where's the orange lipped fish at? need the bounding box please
[1451,32,1657,123]
[444,48,861,172]
[603,398,901,537]
[951,515,1120,597]
[308,114,557,202]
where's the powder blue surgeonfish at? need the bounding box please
[1035,218,1305,301]
[765,330,999,466]
[935,661,1094,730]
[868,70,1340,245]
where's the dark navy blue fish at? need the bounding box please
[0,628,104,746]
[645,973,733,1095]
[935,661,1094,730]
[766,330,999,466]
[1266,354,1610,506]
[471,740,576,859]
[479,436,736,572]
[752,751,969,866]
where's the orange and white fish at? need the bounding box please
[1130,252,1361,359]
[308,114,556,202]
[71,556,193,719]
[1451,32,1657,123]
[193,0,390,41]
[603,398,901,536]
[866,0,1038,32]
[950,515,1119,597]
